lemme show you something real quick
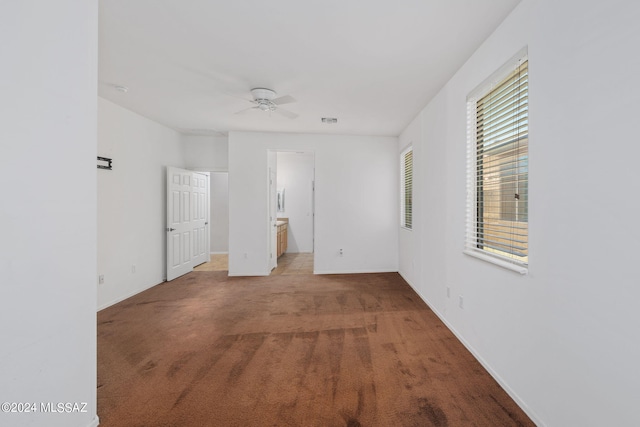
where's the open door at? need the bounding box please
[166,167,210,281]
[191,172,210,267]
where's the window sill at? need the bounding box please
[400,226,413,231]
[463,249,528,275]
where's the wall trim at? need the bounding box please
[228,271,270,277]
[210,251,229,255]
[399,273,544,427]
[98,281,162,311]
[313,269,397,275]
[398,271,416,289]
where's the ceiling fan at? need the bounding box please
[235,88,298,119]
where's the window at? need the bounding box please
[401,146,413,229]
[465,53,528,273]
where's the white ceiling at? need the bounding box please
[99,0,521,137]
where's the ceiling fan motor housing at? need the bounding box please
[251,88,277,101]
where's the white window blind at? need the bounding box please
[401,147,413,229]
[465,56,528,272]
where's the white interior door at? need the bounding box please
[191,172,210,267]
[167,167,195,281]
[269,168,277,271]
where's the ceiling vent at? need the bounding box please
[321,117,338,124]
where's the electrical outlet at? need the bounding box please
[458,295,464,309]
[447,287,451,298]
[131,265,136,273]
[338,248,343,257]
[98,275,104,285]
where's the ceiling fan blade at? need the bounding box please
[275,108,298,119]
[234,106,257,115]
[272,95,296,105]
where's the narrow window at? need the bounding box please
[401,146,413,229]
[465,54,528,272]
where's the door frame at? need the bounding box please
[269,167,277,271]
[267,150,316,274]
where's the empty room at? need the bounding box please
[2,1,640,427]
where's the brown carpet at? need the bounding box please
[98,271,534,427]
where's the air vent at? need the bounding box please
[321,117,338,124]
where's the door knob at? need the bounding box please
[166,227,176,232]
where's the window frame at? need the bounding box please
[464,49,529,274]
[400,145,413,230]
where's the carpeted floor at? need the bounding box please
[97,271,534,426]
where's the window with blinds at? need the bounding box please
[401,147,413,229]
[465,54,528,272]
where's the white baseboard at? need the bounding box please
[313,269,396,275]
[398,272,544,426]
[210,251,228,255]
[227,271,269,277]
[98,281,162,311]
[397,271,416,288]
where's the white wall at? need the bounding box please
[229,132,398,276]
[210,172,229,253]
[276,152,315,253]
[0,2,98,426]
[182,134,229,171]
[97,97,185,310]
[400,1,640,426]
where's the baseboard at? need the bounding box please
[397,271,415,288]
[210,251,228,255]
[400,275,544,427]
[313,269,397,275]
[97,281,162,311]
[87,415,99,427]
[227,271,269,277]
[229,268,394,277]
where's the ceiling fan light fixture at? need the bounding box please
[235,87,297,119]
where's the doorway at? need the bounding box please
[268,151,315,274]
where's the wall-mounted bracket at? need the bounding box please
[97,156,113,170]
